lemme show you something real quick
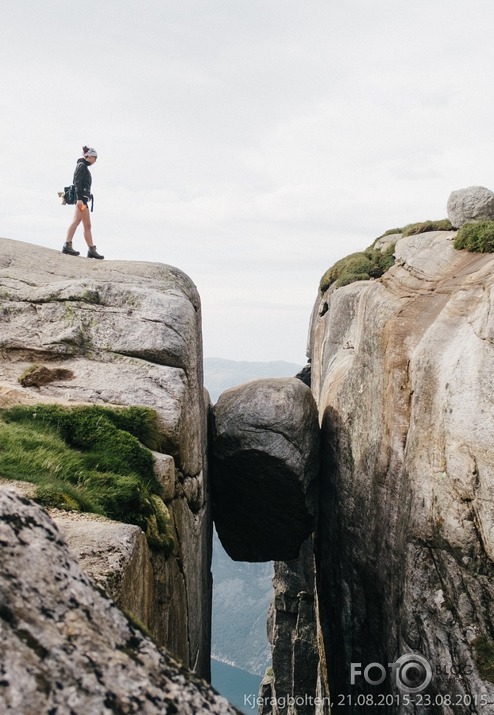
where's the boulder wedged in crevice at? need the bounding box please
[211,377,320,562]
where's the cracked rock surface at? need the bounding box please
[0,489,239,715]
[0,237,211,677]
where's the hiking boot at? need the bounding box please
[62,242,80,256]
[87,245,104,260]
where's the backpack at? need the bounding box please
[58,185,94,211]
[58,185,77,205]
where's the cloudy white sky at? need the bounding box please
[2,0,494,363]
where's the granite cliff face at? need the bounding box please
[0,237,211,677]
[309,229,494,712]
[3,216,494,714]
[0,489,237,714]
[259,537,320,715]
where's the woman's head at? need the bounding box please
[82,146,98,163]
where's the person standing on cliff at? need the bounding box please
[62,146,104,259]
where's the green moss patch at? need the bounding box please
[320,218,454,293]
[401,219,453,236]
[376,218,453,239]
[319,244,396,292]
[454,221,494,253]
[473,636,494,683]
[0,405,174,555]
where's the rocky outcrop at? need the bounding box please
[0,237,211,676]
[0,480,155,629]
[259,537,323,715]
[0,489,239,714]
[50,510,155,630]
[447,186,494,228]
[211,377,319,562]
[309,229,494,712]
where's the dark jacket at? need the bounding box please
[73,158,93,203]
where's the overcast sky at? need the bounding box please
[2,1,494,363]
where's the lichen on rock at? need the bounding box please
[0,489,238,714]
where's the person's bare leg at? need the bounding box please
[65,206,83,243]
[81,207,94,247]
[81,207,104,259]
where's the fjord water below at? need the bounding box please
[211,658,261,713]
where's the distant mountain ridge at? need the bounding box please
[204,357,303,403]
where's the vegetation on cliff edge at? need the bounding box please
[0,404,174,554]
[454,221,494,253]
[380,218,453,238]
[319,243,395,292]
[319,218,454,293]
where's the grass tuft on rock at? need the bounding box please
[453,221,494,253]
[401,219,453,236]
[320,218,454,293]
[319,244,396,292]
[376,218,453,239]
[18,364,43,384]
[0,405,174,555]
